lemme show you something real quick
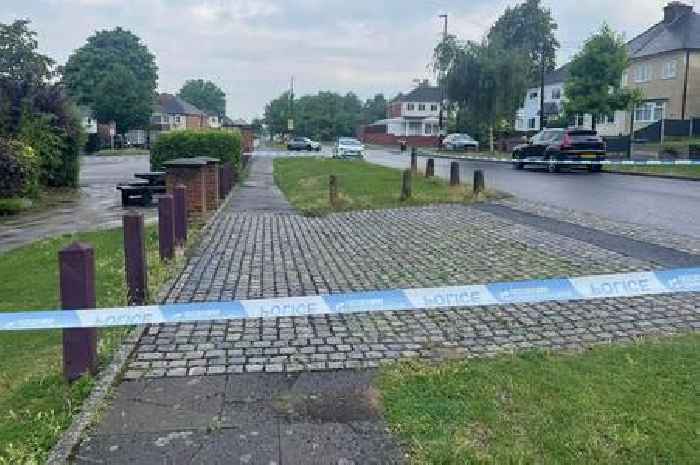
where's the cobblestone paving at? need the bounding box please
[123,157,699,378]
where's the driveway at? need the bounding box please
[0,155,156,253]
[364,149,700,238]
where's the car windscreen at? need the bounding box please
[569,130,600,140]
[340,139,361,145]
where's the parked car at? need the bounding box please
[512,128,606,173]
[333,137,365,159]
[287,136,321,151]
[442,133,479,151]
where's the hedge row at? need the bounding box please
[150,129,242,170]
[0,138,39,198]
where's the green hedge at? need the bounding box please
[0,138,39,198]
[150,129,242,170]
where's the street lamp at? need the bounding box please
[438,14,448,141]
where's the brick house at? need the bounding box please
[151,93,208,130]
[360,81,443,146]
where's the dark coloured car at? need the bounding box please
[512,128,606,173]
[287,136,321,151]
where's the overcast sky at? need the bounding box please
[1,0,674,119]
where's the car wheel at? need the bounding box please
[315,146,321,152]
[513,161,524,170]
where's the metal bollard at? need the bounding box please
[450,161,460,186]
[158,194,175,261]
[59,242,98,382]
[400,169,412,201]
[174,185,188,246]
[425,158,435,177]
[329,175,339,207]
[123,213,148,306]
[473,169,485,197]
[410,147,418,174]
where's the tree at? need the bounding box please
[564,24,642,129]
[0,19,54,83]
[264,91,292,138]
[63,27,157,132]
[361,94,388,124]
[178,79,226,115]
[487,0,559,79]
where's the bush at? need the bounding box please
[0,138,39,198]
[150,129,241,169]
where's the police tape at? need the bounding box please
[1,267,699,331]
[418,152,700,166]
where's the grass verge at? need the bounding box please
[604,164,700,179]
[379,334,700,465]
[0,223,199,464]
[274,157,494,216]
[91,148,150,156]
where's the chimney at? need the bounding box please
[664,1,693,24]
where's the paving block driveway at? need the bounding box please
[73,155,700,464]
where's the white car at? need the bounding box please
[443,133,479,151]
[334,137,365,159]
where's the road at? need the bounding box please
[365,149,700,238]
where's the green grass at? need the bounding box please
[0,224,195,464]
[92,148,150,156]
[274,157,494,216]
[605,164,700,179]
[378,335,700,465]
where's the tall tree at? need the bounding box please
[178,79,226,115]
[487,0,559,79]
[564,24,642,129]
[361,94,388,124]
[63,27,157,132]
[93,65,153,133]
[0,19,54,83]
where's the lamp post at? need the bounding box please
[438,14,448,140]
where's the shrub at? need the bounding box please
[150,129,241,169]
[0,138,39,198]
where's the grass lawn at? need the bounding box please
[92,148,150,156]
[0,224,194,464]
[274,157,494,216]
[605,164,700,179]
[379,335,700,465]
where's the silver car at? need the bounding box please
[443,133,479,151]
[333,137,365,159]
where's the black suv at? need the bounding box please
[512,128,606,173]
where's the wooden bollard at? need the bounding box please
[410,148,418,174]
[450,161,460,186]
[473,169,485,197]
[425,158,435,177]
[400,169,412,201]
[173,185,187,246]
[329,175,339,206]
[123,213,148,306]
[59,242,97,382]
[158,194,175,261]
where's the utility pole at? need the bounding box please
[539,40,546,131]
[288,76,295,137]
[438,14,448,140]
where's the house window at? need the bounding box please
[430,104,438,111]
[406,103,415,111]
[596,113,615,125]
[621,71,628,86]
[516,118,524,130]
[408,121,421,134]
[551,88,561,100]
[529,92,538,100]
[424,124,432,135]
[528,118,536,129]
[635,64,651,83]
[418,104,426,111]
[663,60,677,79]
[174,116,182,123]
[634,102,664,122]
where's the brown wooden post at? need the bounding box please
[173,185,188,246]
[425,158,435,177]
[59,242,97,382]
[473,169,485,197]
[158,194,175,261]
[410,147,418,174]
[450,161,460,186]
[400,169,412,201]
[329,175,339,207]
[123,213,148,306]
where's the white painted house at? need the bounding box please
[514,64,625,136]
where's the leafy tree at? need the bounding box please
[0,19,54,83]
[487,0,559,79]
[430,34,462,85]
[361,94,388,124]
[178,79,226,115]
[63,27,157,132]
[264,91,292,138]
[564,24,642,129]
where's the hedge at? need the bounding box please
[0,138,39,198]
[150,129,242,170]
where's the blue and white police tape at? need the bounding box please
[418,152,700,166]
[1,267,699,331]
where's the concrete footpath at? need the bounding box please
[71,154,700,464]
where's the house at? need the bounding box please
[222,116,255,153]
[151,93,207,131]
[360,81,444,146]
